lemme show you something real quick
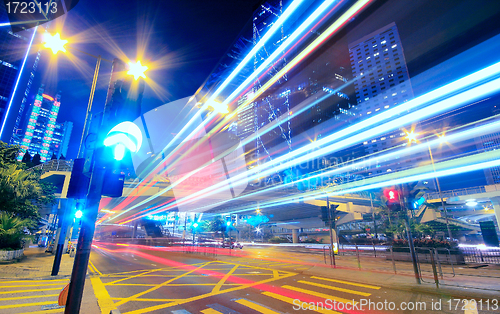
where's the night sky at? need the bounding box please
[25,0,262,159]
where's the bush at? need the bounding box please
[392,238,457,249]
[302,238,323,244]
[268,236,289,243]
[0,212,29,250]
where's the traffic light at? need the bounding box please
[230,214,237,227]
[384,187,401,212]
[321,204,339,228]
[75,210,83,219]
[405,182,426,210]
[104,121,143,161]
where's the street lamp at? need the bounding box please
[127,61,148,80]
[404,131,453,240]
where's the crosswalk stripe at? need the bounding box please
[310,276,381,290]
[0,288,63,294]
[235,298,281,314]
[0,283,67,288]
[281,285,356,305]
[0,300,56,309]
[0,294,58,301]
[262,291,341,314]
[201,309,223,314]
[298,281,371,297]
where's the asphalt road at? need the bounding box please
[88,243,494,314]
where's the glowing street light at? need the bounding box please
[43,32,68,55]
[405,130,418,144]
[127,61,148,80]
[256,208,261,214]
[205,99,229,114]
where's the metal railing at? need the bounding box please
[425,186,487,200]
[31,159,74,174]
[460,246,500,264]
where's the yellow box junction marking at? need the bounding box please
[0,300,57,310]
[118,261,297,314]
[310,276,381,290]
[212,264,239,293]
[91,276,118,314]
[236,298,281,314]
[0,294,59,301]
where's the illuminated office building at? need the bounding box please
[0,7,39,141]
[48,121,73,159]
[17,86,61,162]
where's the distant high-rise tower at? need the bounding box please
[0,7,39,141]
[348,22,414,153]
[49,121,73,159]
[17,86,61,162]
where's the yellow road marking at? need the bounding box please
[0,280,68,284]
[212,264,239,293]
[108,283,241,286]
[106,268,161,285]
[120,270,297,314]
[273,270,279,279]
[0,283,67,288]
[201,308,224,314]
[111,297,181,302]
[236,298,281,314]
[91,276,117,314]
[310,276,381,289]
[298,281,371,296]
[17,309,64,314]
[295,267,309,270]
[262,291,341,314]
[0,300,56,309]
[280,264,300,268]
[281,285,356,305]
[0,288,62,294]
[0,294,58,301]
[114,261,213,307]
[89,260,103,276]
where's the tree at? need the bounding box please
[51,153,57,160]
[21,151,32,164]
[32,153,41,166]
[59,154,66,160]
[0,142,56,224]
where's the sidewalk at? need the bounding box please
[0,247,101,314]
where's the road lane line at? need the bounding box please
[235,298,281,314]
[212,264,239,293]
[89,260,103,276]
[298,281,371,296]
[262,291,341,314]
[281,285,356,305]
[0,294,58,301]
[310,276,381,289]
[91,276,118,314]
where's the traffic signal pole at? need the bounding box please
[326,196,336,267]
[400,184,421,284]
[64,149,107,314]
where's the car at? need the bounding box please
[221,240,243,249]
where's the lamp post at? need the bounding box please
[405,131,453,241]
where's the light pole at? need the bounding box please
[405,131,453,240]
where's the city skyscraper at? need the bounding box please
[348,22,414,157]
[0,7,39,141]
[49,121,73,159]
[16,85,62,162]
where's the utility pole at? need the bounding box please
[326,196,336,267]
[369,193,378,239]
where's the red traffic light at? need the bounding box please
[384,188,399,203]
